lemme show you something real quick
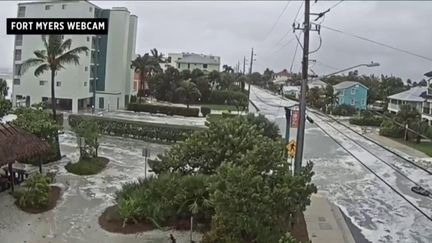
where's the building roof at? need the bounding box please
[308,79,327,88]
[275,69,291,77]
[176,53,220,65]
[0,123,50,166]
[333,81,368,90]
[388,86,427,102]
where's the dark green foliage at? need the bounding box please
[0,99,12,117]
[201,106,211,117]
[244,113,280,139]
[68,114,203,143]
[65,157,108,175]
[0,78,8,98]
[16,174,50,208]
[127,103,200,117]
[221,112,238,119]
[379,119,404,138]
[330,104,357,116]
[209,90,247,106]
[130,95,137,103]
[349,111,384,126]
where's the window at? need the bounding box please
[62,4,66,9]
[18,6,25,17]
[15,35,23,46]
[61,35,64,40]
[14,64,20,75]
[203,64,208,68]
[177,63,180,68]
[14,49,22,61]
[351,99,355,105]
[91,37,96,49]
[13,79,20,85]
[87,36,90,42]
[99,97,104,109]
[56,81,61,87]
[341,89,344,95]
[187,63,190,69]
[351,87,355,95]
[85,66,88,71]
[40,80,48,86]
[361,99,365,105]
[84,82,88,87]
[45,5,52,10]
[89,7,93,12]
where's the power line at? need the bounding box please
[328,0,344,12]
[290,32,302,73]
[321,24,432,63]
[274,1,304,47]
[264,1,292,41]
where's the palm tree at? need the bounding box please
[20,35,88,159]
[176,80,201,109]
[208,70,220,91]
[131,49,163,102]
[222,64,234,73]
[0,78,8,99]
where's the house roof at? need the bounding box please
[275,69,291,77]
[0,123,50,166]
[387,86,427,102]
[176,53,220,65]
[333,81,368,90]
[308,79,327,88]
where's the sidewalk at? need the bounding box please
[366,132,428,158]
[304,193,356,243]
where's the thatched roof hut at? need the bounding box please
[0,123,51,167]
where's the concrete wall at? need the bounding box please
[177,63,220,72]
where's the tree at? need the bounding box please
[194,76,211,103]
[0,99,11,117]
[418,79,427,86]
[0,78,8,99]
[324,84,337,107]
[191,69,205,80]
[131,49,164,102]
[407,79,412,86]
[181,69,192,80]
[222,64,234,73]
[248,72,263,85]
[208,70,220,91]
[395,104,421,141]
[19,35,88,159]
[263,68,274,88]
[217,73,235,90]
[176,80,202,108]
[74,119,100,159]
[306,87,323,109]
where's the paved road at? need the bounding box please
[249,86,432,243]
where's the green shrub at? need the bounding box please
[130,95,137,103]
[426,126,432,139]
[127,103,199,117]
[349,116,384,126]
[65,157,108,175]
[331,104,357,116]
[209,90,248,105]
[69,114,203,143]
[201,106,211,117]
[16,174,50,208]
[221,112,238,118]
[379,120,404,138]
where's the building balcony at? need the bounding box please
[388,103,400,113]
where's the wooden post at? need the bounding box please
[190,216,194,242]
[39,155,42,174]
[8,162,14,192]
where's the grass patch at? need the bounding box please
[65,157,109,175]
[392,139,432,157]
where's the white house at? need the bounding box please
[387,86,427,114]
[422,77,432,125]
[163,53,220,72]
[12,0,137,113]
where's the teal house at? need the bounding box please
[333,81,368,110]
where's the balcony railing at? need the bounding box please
[388,103,399,111]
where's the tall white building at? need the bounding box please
[12,0,137,113]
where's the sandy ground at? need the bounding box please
[0,131,201,243]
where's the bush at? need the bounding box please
[130,95,137,103]
[331,104,357,116]
[16,174,50,208]
[201,106,211,117]
[69,114,203,143]
[379,120,404,138]
[65,157,108,175]
[349,116,384,126]
[127,103,199,117]
[209,90,248,106]
[221,112,238,119]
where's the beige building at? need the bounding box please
[163,53,220,72]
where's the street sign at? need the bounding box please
[291,110,299,128]
[287,139,296,158]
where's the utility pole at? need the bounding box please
[294,0,310,175]
[243,56,246,74]
[248,48,256,101]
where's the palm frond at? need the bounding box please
[58,38,72,55]
[19,58,45,75]
[48,35,63,56]
[59,46,89,59]
[33,50,47,60]
[34,64,49,77]
[41,35,49,52]
[57,53,80,66]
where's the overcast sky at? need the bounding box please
[1,1,431,81]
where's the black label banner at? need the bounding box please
[7,18,108,35]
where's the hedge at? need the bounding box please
[127,103,199,117]
[349,116,384,127]
[68,114,204,143]
[379,120,404,138]
[201,106,211,117]
[209,90,248,105]
[330,104,357,116]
